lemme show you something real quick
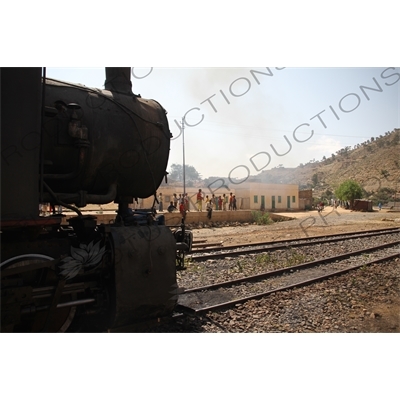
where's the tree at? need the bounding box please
[376,139,385,148]
[311,173,319,187]
[335,180,363,208]
[380,169,390,179]
[169,163,201,183]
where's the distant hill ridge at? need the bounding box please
[253,128,400,199]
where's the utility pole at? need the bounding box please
[182,118,186,198]
[177,117,188,270]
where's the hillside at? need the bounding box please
[252,129,400,202]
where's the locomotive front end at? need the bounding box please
[1,67,179,332]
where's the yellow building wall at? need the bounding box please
[138,183,299,211]
[242,183,299,210]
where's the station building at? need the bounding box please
[141,182,300,211]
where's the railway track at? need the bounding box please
[192,226,400,250]
[178,237,399,314]
[188,227,400,261]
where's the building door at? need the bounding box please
[272,196,275,209]
[261,195,265,210]
[287,196,291,209]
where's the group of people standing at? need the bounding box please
[163,192,192,216]
[39,203,63,215]
[160,189,238,216]
[196,190,237,212]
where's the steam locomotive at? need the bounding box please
[1,67,188,332]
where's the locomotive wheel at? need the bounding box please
[1,254,77,333]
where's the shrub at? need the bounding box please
[251,211,273,225]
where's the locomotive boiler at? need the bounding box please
[1,67,184,332]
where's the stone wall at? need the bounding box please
[61,210,294,227]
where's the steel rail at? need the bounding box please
[189,227,400,254]
[192,241,224,249]
[178,250,399,315]
[190,227,400,254]
[188,228,400,261]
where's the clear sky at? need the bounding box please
[46,67,399,180]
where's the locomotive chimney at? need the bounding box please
[104,67,132,94]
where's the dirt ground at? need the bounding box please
[191,208,400,246]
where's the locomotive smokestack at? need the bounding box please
[104,67,132,94]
